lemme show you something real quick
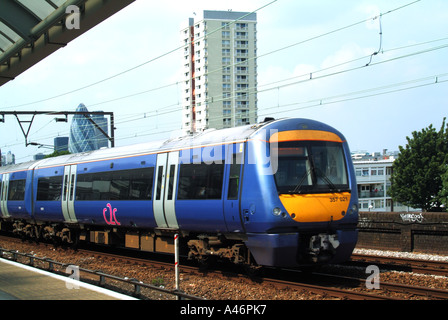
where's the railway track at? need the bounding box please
[66,248,401,300]
[1,235,448,300]
[305,271,448,300]
[65,247,448,300]
[350,253,448,277]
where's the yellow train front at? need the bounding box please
[241,118,358,267]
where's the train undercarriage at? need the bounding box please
[0,218,256,268]
[0,218,350,269]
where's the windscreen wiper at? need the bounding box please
[290,167,312,193]
[314,167,339,192]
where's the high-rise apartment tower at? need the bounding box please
[181,10,257,134]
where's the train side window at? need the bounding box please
[167,165,176,200]
[228,153,242,200]
[69,174,75,201]
[63,175,68,201]
[178,163,224,200]
[110,171,130,200]
[130,167,154,200]
[76,168,154,201]
[156,166,164,200]
[75,174,93,200]
[37,176,63,201]
[93,172,112,200]
[8,179,26,201]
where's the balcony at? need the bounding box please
[235,34,249,40]
[359,190,385,198]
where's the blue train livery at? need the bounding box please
[0,118,358,268]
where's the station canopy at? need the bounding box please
[0,0,135,87]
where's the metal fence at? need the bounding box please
[0,247,204,300]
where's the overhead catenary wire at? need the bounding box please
[5,27,447,136]
[33,35,448,135]
[3,0,279,110]
[5,37,448,155]
[10,69,447,161]
[3,0,421,111]
[3,0,443,159]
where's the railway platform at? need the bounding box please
[0,258,137,300]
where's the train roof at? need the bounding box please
[1,120,267,173]
[0,118,344,173]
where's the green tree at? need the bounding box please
[440,168,448,210]
[44,150,71,158]
[390,118,448,212]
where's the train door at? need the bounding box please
[62,165,78,223]
[223,143,245,232]
[153,152,179,229]
[0,174,10,218]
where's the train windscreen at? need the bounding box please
[273,141,349,194]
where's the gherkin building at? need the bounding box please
[69,103,99,153]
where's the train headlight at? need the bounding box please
[349,203,358,215]
[272,207,282,216]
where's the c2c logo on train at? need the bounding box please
[103,203,121,225]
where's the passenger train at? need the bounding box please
[0,118,358,268]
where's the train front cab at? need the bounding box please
[245,125,358,268]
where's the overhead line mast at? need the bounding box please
[0,111,115,148]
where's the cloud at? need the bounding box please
[320,43,372,70]
[357,4,381,31]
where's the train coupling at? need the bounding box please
[308,233,339,263]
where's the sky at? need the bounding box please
[1,0,447,163]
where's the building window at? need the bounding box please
[236,66,247,72]
[236,23,247,29]
[374,199,385,208]
[360,201,370,209]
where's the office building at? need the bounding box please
[69,103,109,153]
[1,150,15,166]
[54,137,69,152]
[181,10,258,134]
[353,151,419,212]
[91,113,109,149]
